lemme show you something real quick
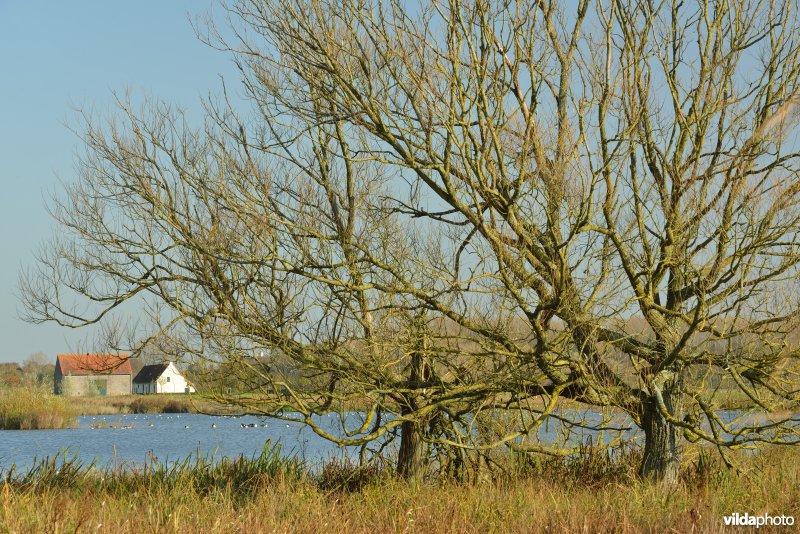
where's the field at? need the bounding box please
[0,443,798,533]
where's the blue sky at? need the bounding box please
[0,2,237,362]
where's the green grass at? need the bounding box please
[1,443,798,532]
[0,388,79,429]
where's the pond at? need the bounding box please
[0,413,363,472]
[0,409,788,473]
[0,410,635,472]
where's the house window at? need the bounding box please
[166,376,170,382]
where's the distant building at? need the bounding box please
[132,362,195,394]
[54,354,132,396]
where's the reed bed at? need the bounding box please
[1,443,798,532]
[71,394,230,416]
[0,388,79,429]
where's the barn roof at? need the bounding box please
[56,354,132,376]
[132,363,170,384]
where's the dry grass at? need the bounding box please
[0,388,79,429]
[70,394,228,415]
[1,445,798,533]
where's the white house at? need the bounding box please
[132,362,195,394]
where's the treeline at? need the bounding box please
[0,353,54,389]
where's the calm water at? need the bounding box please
[0,413,363,472]
[0,409,784,472]
[0,410,633,472]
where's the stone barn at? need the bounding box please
[53,354,132,396]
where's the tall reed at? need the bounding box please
[0,387,78,429]
[1,442,798,532]
[2,440,303,497]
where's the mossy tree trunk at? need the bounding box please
[639,374,684,484]
[396,345,429,481]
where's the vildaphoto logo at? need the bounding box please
[723,512,794,528]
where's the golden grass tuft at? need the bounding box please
[0,388,79,429]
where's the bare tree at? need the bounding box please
[23,352,49,368]
[21,0,800,483]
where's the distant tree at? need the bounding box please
[24,352,49,368]
[18,353,54,387]
[0,364,23,388]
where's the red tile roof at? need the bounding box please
[56,354,132,376]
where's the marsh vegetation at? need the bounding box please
[0,388,78,430]
[1,443,797,533]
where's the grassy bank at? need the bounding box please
[70,394,230,416]
[68,389,784,418]
[1,444,798,532]
[0,389,231,427]
[1,390,282,420]
[0,388,79,429]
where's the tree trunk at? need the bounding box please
[396,346,429,481]
[397,418,426,480]
[639,378,684,484]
